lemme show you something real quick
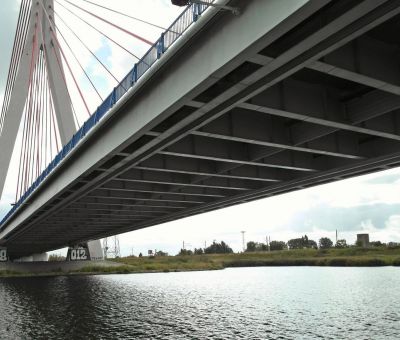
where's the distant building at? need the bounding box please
[357,234,370,248]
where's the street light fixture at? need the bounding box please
[171,0,240,15]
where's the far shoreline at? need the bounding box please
[1,247,399,278]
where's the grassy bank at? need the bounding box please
[1,247,399,278]
[114,247,400,270]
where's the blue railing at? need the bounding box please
[0,1,213,229]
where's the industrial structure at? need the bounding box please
[357,234,370,248]
[103,236,121,259]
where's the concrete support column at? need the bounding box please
[15,252,48,262]
[87,240,104,261]
[67,239,103,261]
[0,247,8,262]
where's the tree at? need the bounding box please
[355,240,363,247]
[246,241,268,252]
[335,239,348,248]
[204,241,233,254]
[178,248,193,255]
[288,235,317,249]
[288,238,303,249]
[155,250,168,256]
[194,248,204,255]
[319,237,333,249]
[369,241,384,247]
[308,240,318,249]
[269,240,287,251]
[246,241,257,252]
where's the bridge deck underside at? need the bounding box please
[4,0,400,258]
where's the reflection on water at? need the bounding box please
[0,267,399,339]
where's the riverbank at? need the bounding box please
[0,260,123,278]
[1,247,399,278]
[115,247,400,270]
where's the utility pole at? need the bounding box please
[241,231,246,252]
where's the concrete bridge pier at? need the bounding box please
[0,241,103,262]
[0,247,7,262]
[67,239,104,261]
[15,253,49,262]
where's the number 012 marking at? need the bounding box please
[0,249,7,262]
[70,248,87,261]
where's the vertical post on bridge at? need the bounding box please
[192,3,200,22]
[157,33,165,59]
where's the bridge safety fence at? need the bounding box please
[0,1,214,229]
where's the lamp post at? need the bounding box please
[171,0,240,15]
[241,230,246,252]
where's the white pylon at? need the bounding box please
[0,1,104,262]
[0,0,76,198]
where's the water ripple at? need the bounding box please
[0,267,399,339]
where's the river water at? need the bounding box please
[0,267,399,339]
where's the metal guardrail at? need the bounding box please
[0,1,213,229]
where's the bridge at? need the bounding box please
[1,0,400,259]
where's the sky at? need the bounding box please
[0,0,400,257]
